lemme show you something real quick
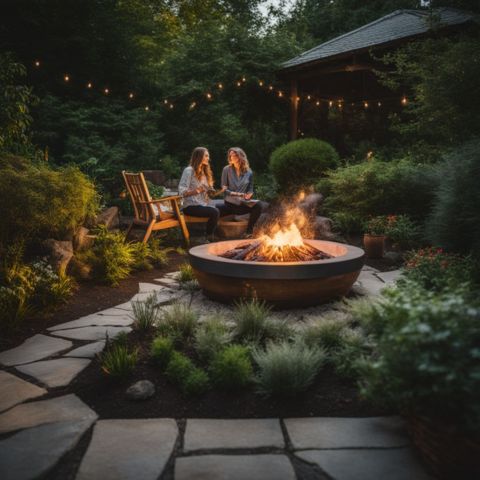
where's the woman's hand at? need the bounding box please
[244,192,253,200]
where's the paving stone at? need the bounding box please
[352,271,386,297]
[104,301,135,312]
[184,418,284,451]
[64,341,106,358]
[0,419,94,480]
[175,454,296,480]
[285,416,409,450]
[138,282,171,293]
[0,371,47,412]
[375,269,403,285]
[16,358,91,388]
[47,313,133,331]
[76,419,178,480]
[154,277,179,286]
[50,325,131,341]
[96,305,134,315]
[0,394,98,434]
[361,265,380,273]
[0,334,72,367]
[296,448,432,480]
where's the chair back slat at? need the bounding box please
[122,171,155,222]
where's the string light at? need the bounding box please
[169,103,174,109]
[217,83,223,89]
[164,99,168,104]
[377,101,382,107]
[34,60,40,67]
[316,101,320,106]
[401,96,408,105]
[64,74,70,82]
[104,88,109,95]
[329,101,333,107]
[128,92,134,99]
[87,82,93,89]
[268,85,273,91]
[363,101,369,108]
[259,80,264,87]
[189,101,197,110]
[278,91,283,98]
[307,95,311,100]
[236,81,242,87]
[296,96,300,101]
[206,93,212,100]
[144,106,149,111]
[242,76,246,82]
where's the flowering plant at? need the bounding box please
[384,214,420,249]
[364,215,389,235]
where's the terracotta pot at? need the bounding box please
[363,234,385,258]
[407,415,480,479]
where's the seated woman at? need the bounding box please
[221,147,266,236]
[178,147,222,241]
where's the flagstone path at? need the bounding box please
[0,266,434,479]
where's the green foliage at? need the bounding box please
[425,140,480,259]
[0,155,99,246]
[0,53,37,155]
[194,315,232,361]
[402,247,476,294]
[157,302,198,342]
[150,336,174,368]
[165,351,193,383]
[363,215,389,236]
[101,341,138,379]
[331,212,364,236]
[300,317,347,353]
[209,345,253,389]
[269,138,339,191]
[253,340,326,396]
[331,328,371,379]
[182,368,210,396]
[146,181,164,199]
[178,263,195,283]
[319,158,435,232]
[385,214,420,250]
[233,299,289,345]
[360,286,480,433]
[132,293,159,331]
[159,155,181,179]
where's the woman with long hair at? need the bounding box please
[178,147,222,241]
[221,147,266,236]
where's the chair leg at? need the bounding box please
[125,221,134,242]
[143,221,155,244]
[171,199,190,246]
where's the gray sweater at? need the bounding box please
[221,165,253,205]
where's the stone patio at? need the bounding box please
[0,265,434,480]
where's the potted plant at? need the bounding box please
[384,214,420,251]
[360,283,480,479]
[363,216,388,258]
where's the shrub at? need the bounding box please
[318,158,435,232]
[194,315,232,361]
[300,316,347,353]
[402,247,476,293]
[331,328,371,379]
[101,343,138,378]
[178,263,195,283]
[165,351,193,382]
[385,214,421,250]
[182,368,210,396]
[132,293,159,331]
[0,155,99,246]
[209,345,253,389]
[253,340,326,396]
[157,302,198,342]
[150,336,174,367]
[269,138,339,191]
[425,140,480,261]
[233,299,282,344]
[364,216,389,235]
[360,286,480,433]
[130,242,153,271]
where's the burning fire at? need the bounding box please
[261,223,304,248]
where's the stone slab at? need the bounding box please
[0,419,94,480]
[50,326,131,341]
[361,265,380,273]
[184,418,284,451]
[0,394,98,434]
[164,271,180,278]
[352,271,386,297]
[76,419,178,480]
[47,313,133,331]
[64,341,106,358]
[375,269,403,285]
[154,277,179,286]
[138,282,171,293]
[16,358,91,388]
[0,371,47,412]
[105,301,135,312]
[285,416,409,450]
[175,454,296,480]
[0,334,72,366]
[296,448,432,480]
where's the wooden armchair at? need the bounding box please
[122,171,190,245]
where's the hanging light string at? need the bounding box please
[31,59,410,112]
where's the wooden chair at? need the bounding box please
[122,171,190,245]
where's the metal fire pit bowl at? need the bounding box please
[189,239,365,308]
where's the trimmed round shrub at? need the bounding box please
[269,138,339,191]
[182,368,210,396]
[209,345,253,389]
[150,336,174,367]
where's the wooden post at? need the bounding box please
[290,78,298,140]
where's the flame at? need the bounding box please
[263,223,303,248]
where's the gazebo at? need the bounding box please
[278,8,474,142]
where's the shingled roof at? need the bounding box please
[280,8,474,71]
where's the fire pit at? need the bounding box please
[189,238,364,308]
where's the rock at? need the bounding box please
[313,215,335,240]
[50,326,132,341]
[69,257,93,279]
[126,380,155,400]
[42,239,74,274]
[0,371,47,413]
[384,251,404,265]
[64,341,106,359]
[47,312,133,331]
[95,206,119,229]
[73,226,94,251]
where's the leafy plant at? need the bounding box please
[233,299,274,344]
[385,214,420,249]
[253,340,326,396]
[150,336,174,367]
[209,345,253,389]
[360,286,480,433]
[194,315,232,361]
[146,181,164,199]
[331,328,371,379]
[165,351,193,383]
[157,302,198,342]
[132,293,159,331]
[177,263,195,283]
[270,138,339,191]
[101,342,138,378]
[182,368,210,396]
[364,216,389,236]
[300,316,347,354]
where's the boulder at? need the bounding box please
[73,227,95,251]
[126,380,155,401]
[42,239,74,274]
[95,206,119,230]
[384,251,404,265]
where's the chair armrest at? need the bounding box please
[138,195,181,205]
